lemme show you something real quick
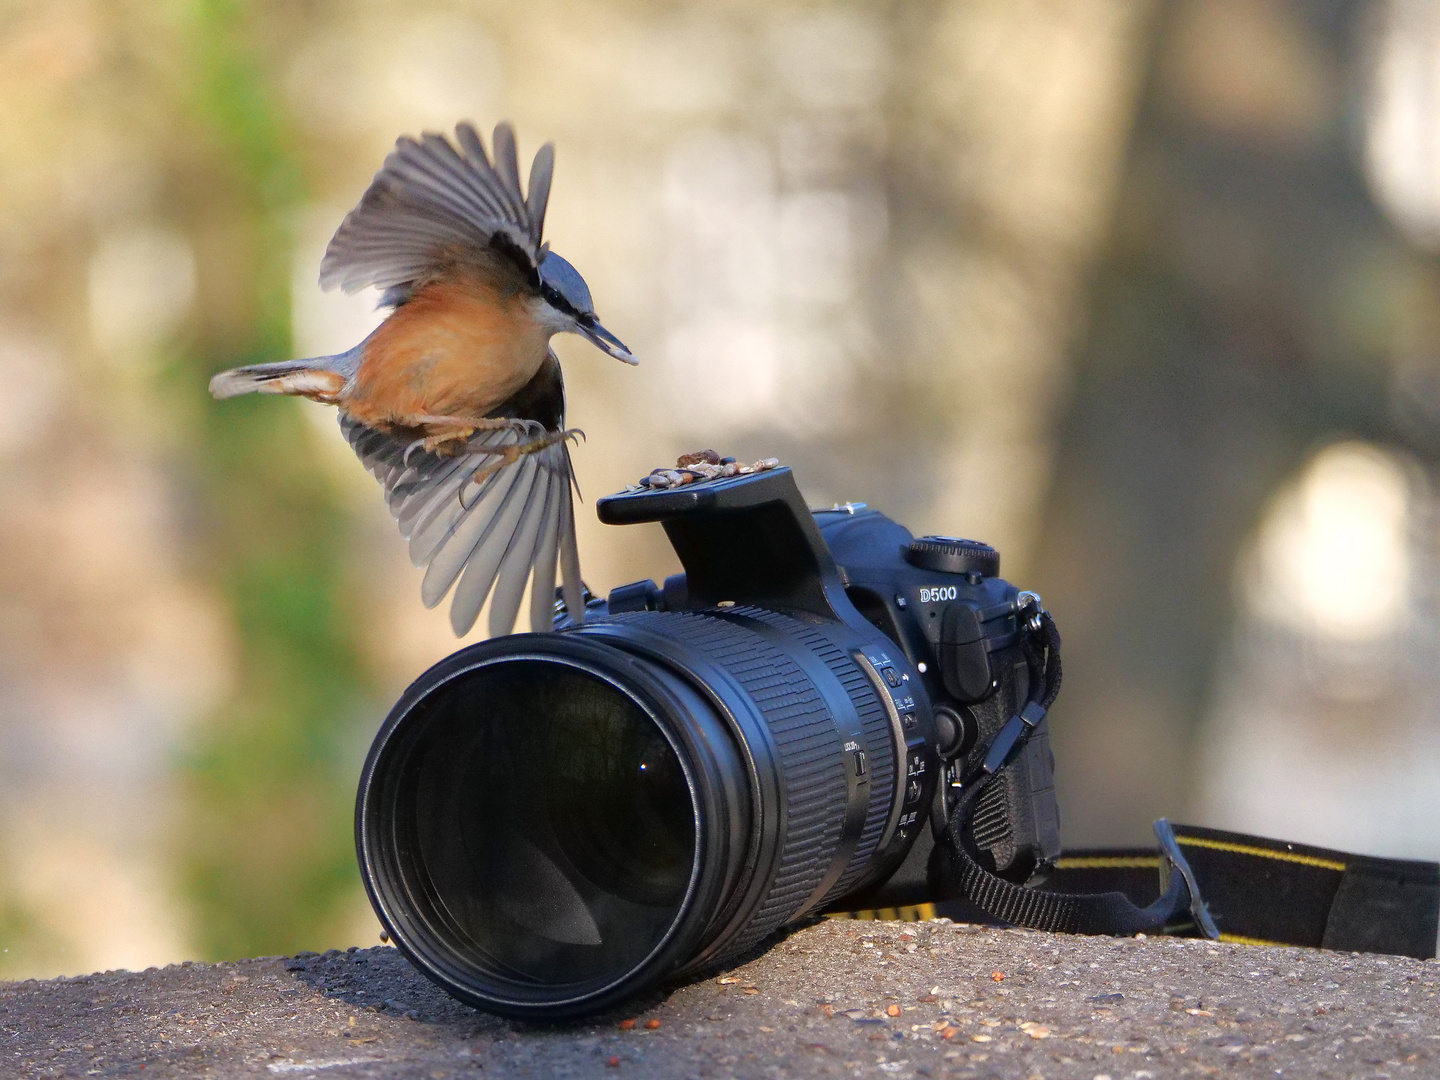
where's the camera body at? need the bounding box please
[357,465,1062,1019]
[591,467,1061,904]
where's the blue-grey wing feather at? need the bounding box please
[340,414,581,636]
[528,471,562,633]
[487,461,553,638]
[395,428,529,565]
[396,133,518,229]
[558,459,583,623]
[447,457,537,635]
[489,122,525,205]
[524,144,554,248]
[320,121,554,298]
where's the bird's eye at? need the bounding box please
[541,283,575,316]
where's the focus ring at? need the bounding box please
[609,611,848,959]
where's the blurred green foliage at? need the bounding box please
[0,876,56,978]
[170,0,370,960]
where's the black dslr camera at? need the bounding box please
[356,467,1064,1019]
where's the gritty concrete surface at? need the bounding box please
[3,918,1437,1079]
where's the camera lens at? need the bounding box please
[410,660,694,982]
[359,645,719,1016]
[358,611,918,1019]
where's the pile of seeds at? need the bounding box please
[630,450,781,491]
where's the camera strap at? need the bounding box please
[1046,825,1440,957]
[942,781,1208,937]
[938,608,1214,938]
[934,608,1440,959]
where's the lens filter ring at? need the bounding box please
[355,634,737,1019]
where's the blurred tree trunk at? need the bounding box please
[1030,0,1440,843]
[884,0,1159,569]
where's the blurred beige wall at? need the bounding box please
[0,0,1155,976]
[24,0,1440,978]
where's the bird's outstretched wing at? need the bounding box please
[343,414,582,637]
[320,121,554,298]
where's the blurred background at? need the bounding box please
[3,0,1440,977]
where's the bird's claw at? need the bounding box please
[421,428,477,455]
[457,427,582,509]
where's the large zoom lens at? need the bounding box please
[357,609,917,1018]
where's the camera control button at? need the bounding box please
[851,750,867,780]
[933,704,977,758]
[906,780,923,804]
[880,665,902,688]
[904,536,1000,577]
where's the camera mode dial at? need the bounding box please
[903,536,1000,578]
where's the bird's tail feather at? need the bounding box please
[208,352,353,401]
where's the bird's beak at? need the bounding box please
[577,316,638,365]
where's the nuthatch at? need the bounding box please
[209,122,635,636]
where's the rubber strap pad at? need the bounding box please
[1322,855,1440,959]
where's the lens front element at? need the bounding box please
[374,657,698,1009]
[359,606,908,1020]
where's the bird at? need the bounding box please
[208,121,635,636]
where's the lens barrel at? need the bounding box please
[357,607,920,1019]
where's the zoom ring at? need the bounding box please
[723,608,895,902]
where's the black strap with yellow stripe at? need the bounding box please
[1044,825,1440,959]
[835,825,1440,961]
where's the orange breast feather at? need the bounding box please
[347,276,550,429]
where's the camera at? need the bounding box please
[355,466,1062,1019]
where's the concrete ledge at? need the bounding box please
[3,919,1436,1078]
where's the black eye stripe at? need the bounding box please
[541,284,578,316]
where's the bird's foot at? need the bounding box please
[396,415,522,457]
[464,427,584,492]
[421,427,476,455]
